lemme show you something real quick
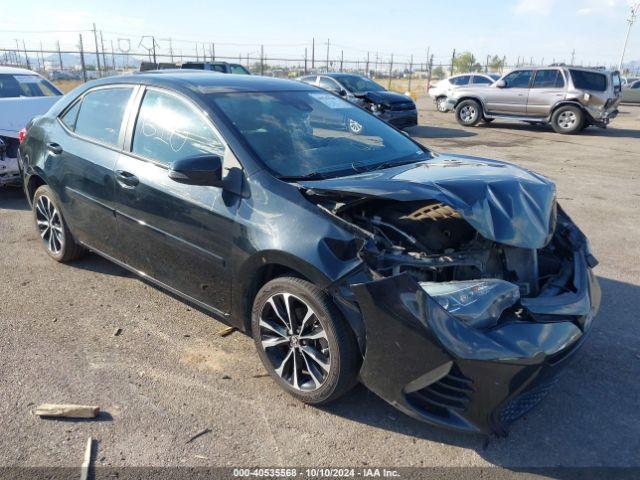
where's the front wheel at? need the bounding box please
[251,277,360,405]
[32,185,86,262]
[551,105,584,134]
[435,96,448,112]
[455,99,482,127]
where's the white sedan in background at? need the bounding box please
[0,66,62,187]
[429,73,500,112]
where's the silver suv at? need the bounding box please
[446,66,622,134]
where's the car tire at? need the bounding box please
[551,105,584,134]
[251,276,361,405]
[435,96,448,112]
[455,99,482,127]
[33,185,86,262]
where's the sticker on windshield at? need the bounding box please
[348,118,363,134]
[310,93,350,109]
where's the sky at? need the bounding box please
[1,0,639,67]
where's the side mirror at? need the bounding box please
[495,80,506,88]
[337,89,348,97]
[169,154,223,187]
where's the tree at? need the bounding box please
[432,65,445,79]
[488,55,505,72]
[452,52,482,73]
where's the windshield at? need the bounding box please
[0,74,61,98]
[209,90,430,179]
[334,75,385,93]
[488,74,501,81]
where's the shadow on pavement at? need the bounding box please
[0,187,30,211]
[322,276,640,474]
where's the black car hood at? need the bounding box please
[300,154,557,249]
[355,90,414,107]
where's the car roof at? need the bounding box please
[0,66,43,75]
[323,73,364,78]
[88,71,315,93]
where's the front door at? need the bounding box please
[53,85,136,256]
[526,69,566,116]
[113,88,238,314]
[484,70,533,115]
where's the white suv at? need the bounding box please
[429,73,500,112]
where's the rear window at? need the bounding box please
[0,74,61,98]
[570,70,607,91]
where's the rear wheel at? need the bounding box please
[33,185,85,262]
[551,105,584,134]
[455,99,482,127]
[251,277,360,405]
[435,96,448,112]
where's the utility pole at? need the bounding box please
[325,38,330,72]
[100,31,107,72]
[340,50,343,72]
[407,54,414,93]
[311,38,315,70]
[450,49,456,76]
[387,53,393,89]
[486,54,490,72]
[426,54,434,94]
[374,51,379,76]
[169,38,174,63]
[619,3,640,72]
[15,39,22,67]
[260,44,264,75]
[570,49,576,65]
[21,39,30,69]
[151,37,157,65]
[92,23,101,76]
[365,51,370,76]
[78,34,87,82]
[57,40,63,70]
[304,47,308,74]
[212,43,215,61]
[110,40,116,70]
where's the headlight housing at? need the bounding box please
[420,279,520,329]
[369,103,384,115]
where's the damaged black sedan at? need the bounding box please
[19,73,599,436]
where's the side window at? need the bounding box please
[503,70,533,88]
[472,75,493,85]
[452,75,471,86]
[319,77,341,93]
[210,64,227,73]
[299,76,317,85]
[230,64,250,75]
[132,89,225,166]
[633,81,640,90]
[532,70,565,88]
[74,87,133,146]
[570,70,607,92]
[60,100,82,130]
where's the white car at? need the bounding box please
[0,66,62,186]
[429,73,500,112]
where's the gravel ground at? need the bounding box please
[1,99,639,478]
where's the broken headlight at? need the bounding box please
[420,279,520,329]
[369,103,384,115]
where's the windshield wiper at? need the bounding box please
[279,171,328,181]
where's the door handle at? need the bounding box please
[47,142,63,155]
[115,170,139,188]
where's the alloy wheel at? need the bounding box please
[437,97,447,112]
[558,111,577,129]
[460,105,477,123]
[35,195,64,255]
[258,292,331,391]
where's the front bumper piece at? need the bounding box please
[0,138,21,187]
[350,237,599,436]
[379,110,418,129]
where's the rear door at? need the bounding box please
[53,85,137,256]
[113,87,238,314]
[484,70,533,114]
[526,69,566,116]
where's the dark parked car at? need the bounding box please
[299,73,418,129]
[19,73,600,435]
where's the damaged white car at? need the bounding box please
[0,66,62,187]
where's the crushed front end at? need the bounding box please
[304,158,600,435]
